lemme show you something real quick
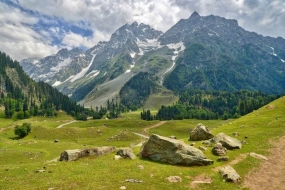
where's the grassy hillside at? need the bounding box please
[0,96,285,189]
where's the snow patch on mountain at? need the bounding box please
[86,70,100,78]
[130,52,136,58]
[160,42,185,85]
[136,38,161,55]
[270,47,277,56]
[50,58,71,72]
[70,50,96,82]
[52,80,62,87]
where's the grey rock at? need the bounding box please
[125,179,143,183]
[166,176,182,183]
[114,155,122,160]
[116,148,136,159]
[212,143,227,156]
[232,132,239,137]
[249,152,268,160]
[199,146,208,151]
[138,134,214,166]
[190,123,214,141]
[211,133,242,150]
[217,156,229,162]
[219,165,241,183]
[35,169,45,173]
[59,146,116,161]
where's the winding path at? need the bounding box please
[133,121,166,139]
[56,120,77,128]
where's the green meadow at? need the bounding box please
[0,96,285,189]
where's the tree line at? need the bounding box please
[141,90,279,121]
[0,51,86,120]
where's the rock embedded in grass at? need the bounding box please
[166,176,182,183]
[212,143,227,156]
[116,148,136,159]
[210,133,242,149]
[219,165,241,183]
[189,123,214,141]
[59,146,116,161]
[138,134,214,166]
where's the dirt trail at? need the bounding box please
[143,121,166,134]
[57,120,77,128]
[243,135,285,190]
[133,121,166,138]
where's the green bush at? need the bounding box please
[14,123,31,138]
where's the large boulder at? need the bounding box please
[138,134,214,166]
[59,146,116,161]
[189,123,214,141]
[210,133,242,149]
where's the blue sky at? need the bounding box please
[0,0,284,61]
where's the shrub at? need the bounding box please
[14,123,31,138]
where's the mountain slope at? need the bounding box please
[0,51,83,116]
[161,12,285,94]
[20,12,285,109]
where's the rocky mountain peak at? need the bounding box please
[189,11,200,19]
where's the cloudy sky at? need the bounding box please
[1,0,285,61]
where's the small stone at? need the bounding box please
[219,165,241,183]
[217,156,229,162]
[137,165,144,170]
[54,139,59,143]
[125,179,143,183]
[232,132,239,137]
[249,152,268,160]
[166,176,182,183]
[212,143,227,156]
[114,155,122,160]
[190,143,195,146]
[199,146,208,151]
[35,169,45,173]
[119,186,126,190]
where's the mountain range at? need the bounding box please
[20,12,285,109]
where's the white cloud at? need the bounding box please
[0,0,284,61]
[62,30,109,49]
[0,2,60,60]
[1,41,59,61]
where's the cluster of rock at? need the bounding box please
[58,123,250,184]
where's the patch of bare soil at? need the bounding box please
[243,136,285,190]
[189,174,212,189]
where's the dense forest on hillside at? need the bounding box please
[141,90,279,121]
[0,51,85,119]
[119,72,156,110]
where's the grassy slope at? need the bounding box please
[0,96,284,189]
